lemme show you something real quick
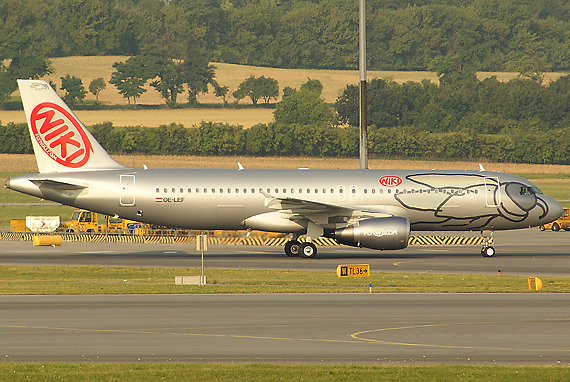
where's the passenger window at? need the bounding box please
[330,189,334,194]
[172,188,175,193]
[364,189,368,194]
[180,188,183,193]
[204,188,207,193]
[299,189,302,193]
[379,189,383,194]
[243,188,247,193]
[196,188,199,193]
[228,188,231,193]
[251,188,255,193]
[188,188,191,193]
[164,188,167,193]
[156,188,159,193]
[283,189,286,193]
[220,188,223,193]
[387,189,391,194]
[275,189,279,193]
[236,188,239,193]
[339,188,343,194]
[372,189,375,194]
[323,189,326,193]
[352,188,356,194]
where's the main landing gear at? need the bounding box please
[284,235,318,258]
[480,231,495,257]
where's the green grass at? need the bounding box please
[0,266,568,294]
[0,364,568,381]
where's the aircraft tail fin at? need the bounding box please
[17,79,128,173]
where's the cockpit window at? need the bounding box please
[519,186,543,195]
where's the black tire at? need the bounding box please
[299,242,317,258]
[552,223,560,232]
[539,226,545,231]
[66,228,75,233]
[284,240,300,257]
[481,246,496,257]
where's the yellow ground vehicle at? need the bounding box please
[60,210,148,234]
[540,207,570,231]
[60,210,99,233]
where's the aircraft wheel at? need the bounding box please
[481,246,496,257]
[539,226,545,231]
[284,240,300,257]
[299,242,317,258]
[552,223,560,232]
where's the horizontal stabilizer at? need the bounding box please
[30,179,86,191]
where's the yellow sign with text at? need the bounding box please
[336,264,369,278]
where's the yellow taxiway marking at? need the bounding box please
[351,319,570,352]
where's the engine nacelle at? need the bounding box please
[330,217,410,250]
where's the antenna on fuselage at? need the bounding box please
[238,162,244,171]
[479,163,486,171]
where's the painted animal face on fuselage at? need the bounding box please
[394,173,560,231]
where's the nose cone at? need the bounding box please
[541,196,563,224]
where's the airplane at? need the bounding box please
[5,79,563,258]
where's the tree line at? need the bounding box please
[2,121,570,165]
[337,74,570,133]
[3,0,570,92]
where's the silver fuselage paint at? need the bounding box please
[6,168,562,232]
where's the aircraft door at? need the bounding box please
[120,174,135,206]
[484,177,500,207]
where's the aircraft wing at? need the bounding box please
[260,191,392,226]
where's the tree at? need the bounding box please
[274,88,335,126]
[109,57,148,107]
[144,55,185,107]
[211,80,230,107]
[257,76,279,104]
[89,78,106,102]
[179,50,216,106]
[60,75,87,108]
[300,78,323,96]
[233,75,279,105]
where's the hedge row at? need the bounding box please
[1,121,568,165]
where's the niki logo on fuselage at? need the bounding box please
[30,102,93,168]
[379,176,402,187]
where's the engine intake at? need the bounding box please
[330,217,410,250]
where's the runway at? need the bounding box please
[1,294,569,365]
[1,228,569,365]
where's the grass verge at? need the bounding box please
[1,266,569,294]
[1,364,568,381]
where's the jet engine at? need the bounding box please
[329,217,410,250]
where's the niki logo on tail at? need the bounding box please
[30,102,93,168]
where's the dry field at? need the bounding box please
[2,56,564,128]
[0,108,274,129]
[3,153,570,174]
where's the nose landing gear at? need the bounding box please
[481,231,495,257]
